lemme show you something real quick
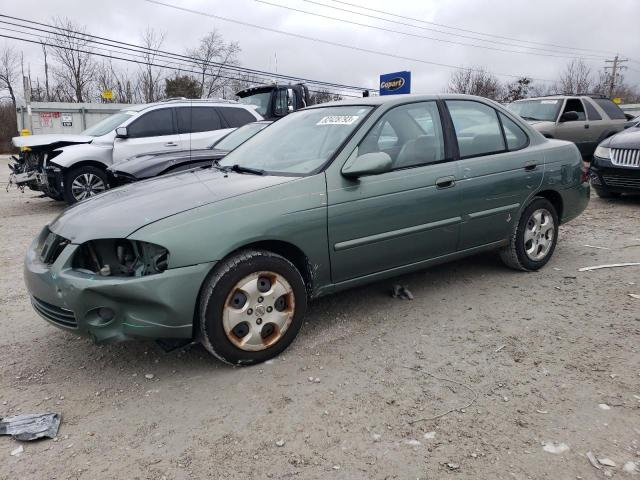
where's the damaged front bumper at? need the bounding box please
[24,227,215,343]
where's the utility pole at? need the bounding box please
[604,54,628,98]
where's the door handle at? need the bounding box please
[165,142,178,147]
[584,124,589,129]
[436,176,456,189]
[524,162,537,171]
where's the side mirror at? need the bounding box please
[559,111,579,122]
[115,126,128,138]
[342,152,392,179]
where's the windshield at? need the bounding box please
[237,92,271,117]
[81,111,137,136]
[211,122,271,151]
[507,99,562,122]
[220,106,373,175]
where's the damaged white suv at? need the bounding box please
[10,99,262,204]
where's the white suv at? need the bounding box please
[11,99,262,204]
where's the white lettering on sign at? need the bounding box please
[317,115,359,125]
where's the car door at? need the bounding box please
[553,98,591,155]
[184,106,233,151]
[446,100,544,249]
[112,107,186,164]
[326,100,461,283]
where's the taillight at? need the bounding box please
[580,161,589,183]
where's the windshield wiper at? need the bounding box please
[228,164,265,176]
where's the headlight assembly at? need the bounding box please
[594,146,610,159]
[73,239,169,277]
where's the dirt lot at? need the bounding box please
[1,157,639,480]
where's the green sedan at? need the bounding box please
[25,94,589,365]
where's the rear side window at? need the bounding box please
[191,107,222,133]
[499,113,528,151]
[218,107,257,128]
[127,109,174,138]
[446,100,506,158]
[593,98,627,120]
[584,100,602,120]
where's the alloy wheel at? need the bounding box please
[71,173,106,201]
[523,208,555,261]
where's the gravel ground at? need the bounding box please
[1,157,639,480]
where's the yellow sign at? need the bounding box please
[101,89,114,100]
[20,128,30,136]
[612,97,622,104]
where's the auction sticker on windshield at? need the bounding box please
[317,115,360,125]
[541,100,559,104]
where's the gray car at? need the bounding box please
[10,99,262,204]
[508,95,627,157]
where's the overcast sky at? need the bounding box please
[3,0,639,97]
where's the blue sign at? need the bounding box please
[379,71,411,95]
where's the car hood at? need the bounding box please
[109,149,228,177]
[50,168,295,243]
[602,126,640,148]
[12,134,93,149]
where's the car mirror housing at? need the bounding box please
[342,151,392,179]
[559,111,579,122]
[115,127,129,138]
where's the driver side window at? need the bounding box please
[358,101,445,170]
[562,99,586,121]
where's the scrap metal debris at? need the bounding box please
[586,451,601,470]
[583,244,610,250]
[628,293,640,300]
[10,445,23,456]
[543,442,570,454]
[0,413,61,441]
[578,262,640,272]
[391,284,413,300]
[598,458,616,467]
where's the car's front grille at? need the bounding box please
[602,175,640,189]
[31,297,77,329]
[611,148,640,168]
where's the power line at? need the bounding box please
[321,0,620,57]
[0,32,364,99]
[145,0,557,83]
[256,0,608,61]
[0,13,371,94]
[0,21,357,97]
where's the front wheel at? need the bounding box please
[500,197,559,271]
[63,166,109,204]
[199,250,307,366]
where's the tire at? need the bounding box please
[594,187,621,199]
[500,197,559,271]
[199,249,307,366]
[63,166,109,204]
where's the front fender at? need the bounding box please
[49,143,113,169]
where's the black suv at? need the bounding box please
[590,119,640,197]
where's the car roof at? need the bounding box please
[306,93,498,109]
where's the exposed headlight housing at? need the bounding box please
[594,146,611,159]
[73,239,169,277]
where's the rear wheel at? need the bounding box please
[500,197,559,271]
[594,187,621,199]
[199,250,307,366]
[63,166,109,204]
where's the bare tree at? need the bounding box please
[502,77,532,103]
[137,28,166,102]
[448,67,503,100]
[187,30,241,99]
[0,43,20,106]
[558,59,593,94]
[47,17,95,102]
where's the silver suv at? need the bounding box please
[10,99,262,204]
[507,95,627,157]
